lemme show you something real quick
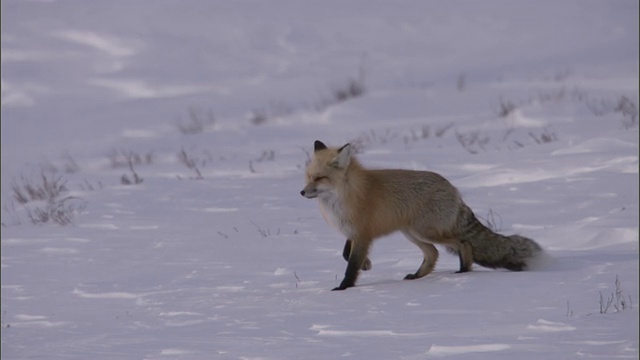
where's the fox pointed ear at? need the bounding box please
[314,140,328,152]
[330,143,352,168]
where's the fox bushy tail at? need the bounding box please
[458,205,542,271]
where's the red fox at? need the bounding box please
[301,140,543,291]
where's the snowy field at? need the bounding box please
[1,1,639,359]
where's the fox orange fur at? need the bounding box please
[301,140,543,290]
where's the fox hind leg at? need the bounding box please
[402,231,439,280]
[455,241,474,273]
[343,239,372,271]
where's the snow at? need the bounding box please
[1,0,638,359]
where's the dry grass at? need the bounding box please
[11,174,67,204]
[599,275,633,314]
[120,152,144,185]
[177,107,216,135]
[8,173,86,226]
[177,147,204,180]
[108,149,153,169]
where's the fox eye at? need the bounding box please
[314,176,328,182]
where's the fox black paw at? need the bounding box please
[332,282,354,291]
[361,258,372,271]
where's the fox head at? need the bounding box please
[300,140,353,199]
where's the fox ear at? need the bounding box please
[314,140,328,152]
[330,143,352,168]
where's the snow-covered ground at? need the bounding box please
[1,1,638,359]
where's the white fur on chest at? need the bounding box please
[318,193,354,238]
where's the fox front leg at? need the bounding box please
[342,239,351,261]
[333,238,371,291]
[342,239,372,271]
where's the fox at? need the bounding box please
[300,140,543,291]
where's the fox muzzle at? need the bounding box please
[300,189,318,199]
